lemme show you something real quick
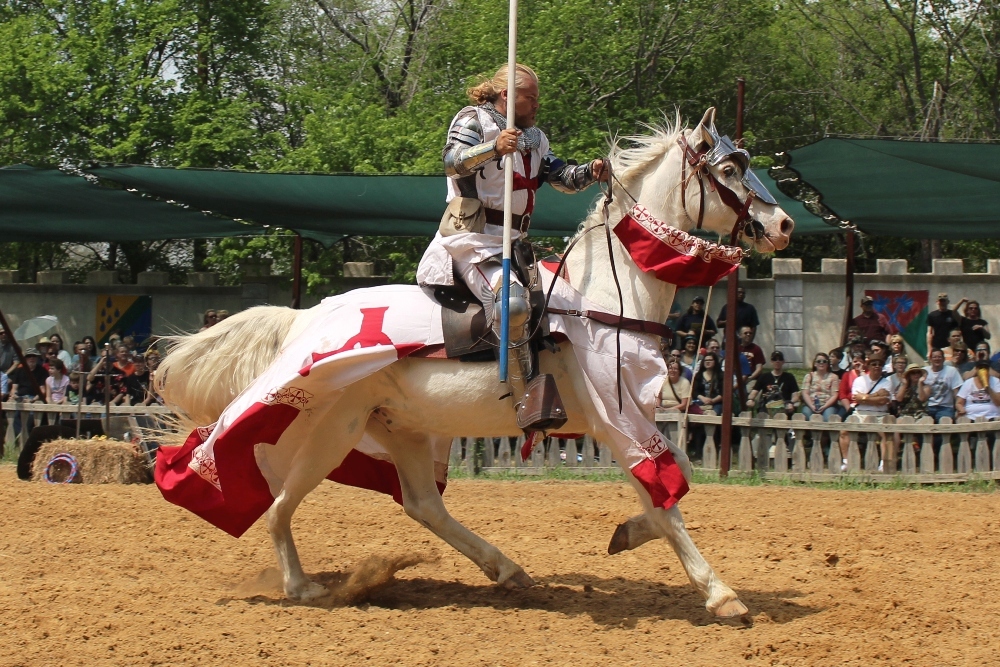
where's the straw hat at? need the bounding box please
[905,364,924,375]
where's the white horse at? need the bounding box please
[157,108,793,619]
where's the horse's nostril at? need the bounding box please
[780,217,795,236]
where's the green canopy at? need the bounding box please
[0,165,266,242]
[782,138,1000,239]
[88,164,833,240]
[87,165,602,240]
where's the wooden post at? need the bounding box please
[291,233,303,310]
[841,230,856,346]
[720,77,746,478]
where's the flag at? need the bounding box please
[96,295,152,346]
[865,289,929,359]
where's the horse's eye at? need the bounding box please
[723,166,736,178]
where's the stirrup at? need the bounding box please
[515,374,567,432]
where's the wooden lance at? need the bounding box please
[498,0,519,382]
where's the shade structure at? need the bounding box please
[781,138,1000,239]
[87,164,833,241]
[0,165,266,242]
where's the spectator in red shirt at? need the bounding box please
[852,295,892,344]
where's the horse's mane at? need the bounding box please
[575,111,687,235]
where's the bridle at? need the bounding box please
[676,135,766,245]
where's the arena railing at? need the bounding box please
[447,410,1000,482]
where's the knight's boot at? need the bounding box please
[493,285,567,433]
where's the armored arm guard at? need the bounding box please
[443,109,499,178]
[544,152,598,193]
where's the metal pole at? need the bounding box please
[291,233,303,310]
[103,343,111,435]
[498,0,518,383]
[720,77,746,478]
[841,229,856,346]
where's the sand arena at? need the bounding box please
[0,466,997,666]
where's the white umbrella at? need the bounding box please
[13,315,59,342]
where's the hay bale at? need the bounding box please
[32,438,151,484]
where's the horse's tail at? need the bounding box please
[155,306,300,425]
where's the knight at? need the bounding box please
[416,63,608,432]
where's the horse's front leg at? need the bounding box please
[378,429,534,588]
[624,475,748,618]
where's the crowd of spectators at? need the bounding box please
[657,289,1000,467]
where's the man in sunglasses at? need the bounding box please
[846,353,893,472]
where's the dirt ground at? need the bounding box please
[1,465,998,667]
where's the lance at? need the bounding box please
[498,0,518,382]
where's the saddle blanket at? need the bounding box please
[155,276,688,538]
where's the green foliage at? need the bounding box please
[4,0,1000,287]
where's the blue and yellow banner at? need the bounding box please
[96,295,152,346]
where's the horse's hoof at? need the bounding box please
[713,597,749,619]
[287,581,329,602]
[607,522,631,555]
[499,569,535,589]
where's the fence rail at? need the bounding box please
[5,402,997,483]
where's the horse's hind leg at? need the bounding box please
[379,430,534,588]
[265,397,374,601]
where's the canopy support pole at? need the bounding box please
[720,77,746,479]
[0,305,45,400]
[292,233,303,310]
[498,0,518,383]
[841,229,855,346]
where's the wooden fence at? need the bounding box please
[6,402,999,483]
[447,410,1000,483]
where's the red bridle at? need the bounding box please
[676,137,755,244]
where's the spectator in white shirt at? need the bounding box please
[922,349,962,423]
[956,369,1000,420]
[839,354,893,472]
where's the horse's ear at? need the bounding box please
[689,107,717,152]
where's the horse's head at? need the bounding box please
[624,107,794,252]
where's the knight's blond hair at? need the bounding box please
[466,63,539,105]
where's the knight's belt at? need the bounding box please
[547,307,674,340]
[484,208,531,233]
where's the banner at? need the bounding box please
[864,289,929,359]
[97,295,152,346]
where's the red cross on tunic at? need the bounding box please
[511,152,541,215]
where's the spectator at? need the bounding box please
[679,335,699,375]
[850,353,893,471]
[887,354,909,396]
[0,328,16,375]
[852,295,891,344]
[716,287,760,337]
[665,300,682,347]
[957,299,990,350]
[923,348,962,423]
[895,364,930,420]
[666,349,692,380]
[838,351,866,415]
[705,338,720,355]
[48,333,73,367]
[658,359,692,412]
[943,329,964,365]
[962,342,994,380]
[86,346,127,405]
[35,336,53,363]
[9,348,47,442]
[675,296,717,341]
[747,351,799,417]
[66,372,82,405]
[112,345,135,376]
[927,293,959,353]
[200,309,219,332]
[956,366,1000,419]
[217,309,231,321]
[0,366,8,455]
[882,334,905,373]
[125,356,153,405]
[71,342,93,374]
[81,336,97,358]
[46,359,70,408]
[144,348,161,371]
[736,325,765,383]
[829,348,846,379]
[801,352,841,420]
[691,352,724,416]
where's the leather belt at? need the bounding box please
[484,207,531,232]
[546,307,674,340]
